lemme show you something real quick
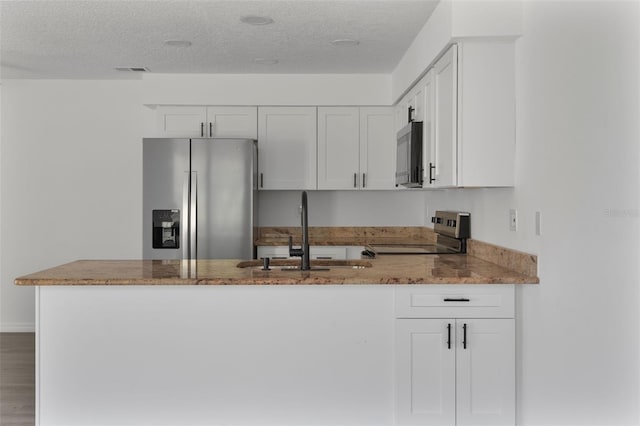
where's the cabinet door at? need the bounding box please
[317,107,360,189]
[456,319,515,426]
[360,107,395,190]
[257,107,317,190]
[433,44,458,187]
[395,104,406,133]
[421,70,436,187]
[156,106,207,137]
[206,106,257,139]
[396,319,456,426]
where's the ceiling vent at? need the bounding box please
[114,67,150,72]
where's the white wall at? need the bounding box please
[391,0,453,103]
[416,1,639,424]
[142,73,391,106]
[0,80,145,331]
[514,3,639,424]
[259,190,427,227]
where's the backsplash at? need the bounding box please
[256,225,538,278]
[256,226,437,246]
[258,190,427,227]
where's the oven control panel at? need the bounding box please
[431,211,470,239]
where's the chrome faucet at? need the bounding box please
[288,191,311,270]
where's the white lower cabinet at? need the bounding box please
[396,318,456,426]
[395,286,515,426]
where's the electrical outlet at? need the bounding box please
[509,209,518,232]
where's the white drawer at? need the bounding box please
[395,285,515,319]
[257,246,362,260]
[256,246,291,259]
[310,246,347,260]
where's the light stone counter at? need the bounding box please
[16,253,538,286]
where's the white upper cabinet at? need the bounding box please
[456,40,515,187]
[318,107,395,190]
[399,40,516,188]
[154,106,257,139]
[155,106,208,137]
[258,107,317,190]
[433,44,459,188]
[205,106,257,139]
[317,107,360,189]
[359,107,396,190]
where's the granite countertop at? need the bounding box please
[15,253,539,286]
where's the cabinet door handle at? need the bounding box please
[200,122,204,137]
[209,122,213,137]
[447,323,452,350]
[354,173,357,188]
[462,323,468,349]
[429,162,436,184]
[362,173,366,188]
[444,297,470,302]
[260,173,264,188]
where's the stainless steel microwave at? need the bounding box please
[395,121,423,188]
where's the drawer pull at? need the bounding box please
[447,323,452,350]
[443,297,470,302]
[316,256,333,260]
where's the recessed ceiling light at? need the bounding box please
[240,15,274,26]
[164,40,192,47]
[330,39,360,47]
[114,67,150,72]
[253,58,279,65]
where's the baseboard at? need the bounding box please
[0,322,36,332]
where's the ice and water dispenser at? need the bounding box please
[152,210,180,249]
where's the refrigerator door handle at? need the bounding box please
[190,172,197,259]
[182,172,190,259]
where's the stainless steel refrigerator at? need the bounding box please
[143,138,257,260]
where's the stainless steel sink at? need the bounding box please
[236,259,372,270]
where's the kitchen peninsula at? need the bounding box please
[18,237,537,426]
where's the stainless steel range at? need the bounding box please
[367,211,470,256]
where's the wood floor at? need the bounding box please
[0,333,35,426]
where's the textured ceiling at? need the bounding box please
[0,0,439,79]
